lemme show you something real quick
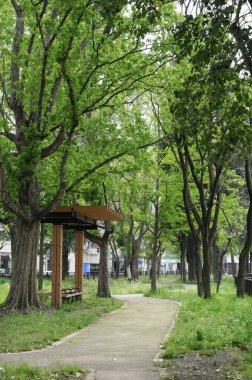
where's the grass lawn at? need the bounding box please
[144,276,252,378]
[0,277,121,353]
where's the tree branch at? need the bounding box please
[66,134,171,193]
[40,124,66,159]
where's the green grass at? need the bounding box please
[109,275,183,295]
[145,277,252,377]
[0,364,88,380]
[0,278,121,353]
[2,275,252,377]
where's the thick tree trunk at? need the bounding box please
[97,239,111,298]
[131,246,139,280]
[246,255,250,273]
[2,217,40,312]
[237,157,252,297]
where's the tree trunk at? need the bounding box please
[246,255,250,273]
[157,254,161,279]
[237,157,252,297]
[147,258,150,277]
[97,235,111,298]
[10,223,18,265]
[187,233,196,281]
[212,241,220,283]
[38,223,46,291]
[216,239,231,293]
[179,232,186,283]
[194,236,203,297]
[131,222,145,281]
[202,233,211,298]
[131,245,139,281]
[114,259,120,278]
[151,202,159,292]
[2,217,40,312]
[109,235,120,278]
[62,230,72,280]
[85,222,113,298]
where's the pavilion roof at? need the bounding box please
[52,205,124,221]
[41,205,124,230]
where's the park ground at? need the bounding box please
[0,276,252,379]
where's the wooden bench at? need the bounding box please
[61,287,82,302]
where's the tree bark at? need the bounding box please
[202,233,211,298]
[97,237,111,298]
[179,232,186,283]
[109,234,120,278]
[151,200,159,292]
[62,230,73,280]
[131,222,145,280]
[237,157,252,297]
[85,222,113,298]
[38,223,46,291]
[194,235,203,297]
[2,217,40,313]
[187,233,196,281]
[212,241,220,283]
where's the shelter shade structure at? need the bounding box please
[41,206,124,308]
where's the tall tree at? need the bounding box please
[0,0,169,312]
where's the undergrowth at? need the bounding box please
[145,277,252,377]
[0,364,87,380]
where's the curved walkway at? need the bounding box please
[0,295,179,380]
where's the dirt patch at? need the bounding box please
[158,348,243,379]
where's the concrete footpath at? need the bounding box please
[0,294,179,380]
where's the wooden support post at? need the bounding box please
[75,230,84,300]
[51,225,63,308]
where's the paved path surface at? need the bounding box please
[0,295,179,380]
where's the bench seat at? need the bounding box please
[61,287,82,302]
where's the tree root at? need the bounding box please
[0,300,51,316]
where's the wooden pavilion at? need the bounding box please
[41,206,124,308]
